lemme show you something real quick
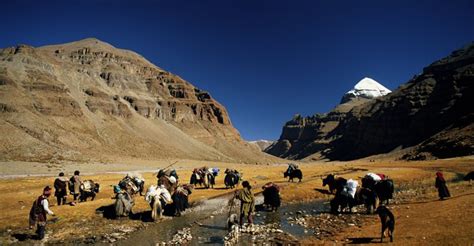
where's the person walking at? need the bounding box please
[54,172,68,205]
[71,170,82,201]
[236,181,255,227]
[29,186,55,240]
[435,171,451,200]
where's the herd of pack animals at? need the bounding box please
[29,163,474,243]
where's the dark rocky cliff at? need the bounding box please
[266,43,474,160]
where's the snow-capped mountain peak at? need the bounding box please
[340,77,391,103]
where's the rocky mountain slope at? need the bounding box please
[267,43,474,160]
[265,96,372,160]
[0,38,277,163]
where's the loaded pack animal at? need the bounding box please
[224,169,241,189]
[376,205,395,242]
[157,168,178,194]
[79,180,100,202]
[190,168,214,189]
[145,185,173,220]
[464,171,474,183]
[165,184,194,216]
[330,179,378,214]
[361,174,394,205]
[157,168,197,217]
[113,186,134,218]
[113,175,144,217]
[322,174,347,194]
[211,167,220,177]
[262,182,281,211]
[157,168,179,181]
[284,164,302,182]
[120,174,145,196]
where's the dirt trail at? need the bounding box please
[300,179,474,245]
[341,190,474,245]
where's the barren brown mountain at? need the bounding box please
[0,38,277,163]
[266,42,474,160]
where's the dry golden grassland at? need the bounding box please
[0,158,472,244]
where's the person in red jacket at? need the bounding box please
[435,172,451,200]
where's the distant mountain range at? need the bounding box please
[248,140,275,151]
[266,42,474,161]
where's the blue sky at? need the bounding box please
[1,0,473,140]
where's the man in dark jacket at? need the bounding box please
[54,172,68,205]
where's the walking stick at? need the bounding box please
[163,161,179,170]
[156,161,179,177]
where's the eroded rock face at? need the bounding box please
[267,43,474,160]
[0,38,275,163]
[265,99,371,159]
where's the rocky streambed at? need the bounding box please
[109,194,328,245]
[7,190,406,245]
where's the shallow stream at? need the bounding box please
[118,193,328,245]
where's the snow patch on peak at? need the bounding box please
[248,140,275,152]
[249,140,273,144]
[340,77,391,104]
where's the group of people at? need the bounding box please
[189,166,217,188]
[53,171,83,205]
[27,165,455,241]
[29,170,84,240]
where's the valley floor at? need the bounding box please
[0,157,473,244]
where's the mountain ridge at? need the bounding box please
[266,42,474,161]
[0,38,278,163]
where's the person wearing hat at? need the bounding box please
[54,172,68,205]
[29,186,55,240]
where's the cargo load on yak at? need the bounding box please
[157,168,179,181]
[80,180,93,192]
[287,163,299,173]
[365,173,382,182]
[119,174,145,196]
[342,179,358,198]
